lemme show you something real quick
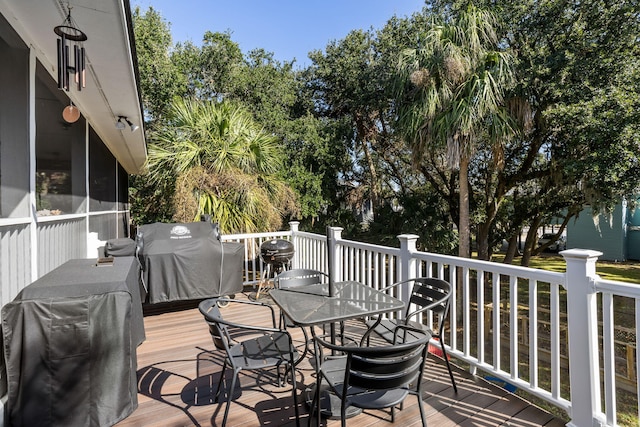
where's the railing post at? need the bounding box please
[289,221,300,268]
[561,248,604,427]
[397,234,419,282]
[397,234,419,303]
[327,226,343,282]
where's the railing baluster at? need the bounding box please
[551,282,561,401]
[529,278,538,389]
[477,270,485,365]
[463,267,470,359]
[510,275,518,380]
[636,299,640,424]
[493,273,501,372]
[603,292,616,426]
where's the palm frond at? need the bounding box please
[147,98,299,233]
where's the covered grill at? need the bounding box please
[251,239,295,301]
[260,239,295,267]
[136,222,243,304]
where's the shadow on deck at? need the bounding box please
[117,293,567,427]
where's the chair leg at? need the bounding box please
[222,371,239,426]
[440,340,458,393]
[417,395,427,427]
[316,381,323,427]
[306,387,315,427]
[296,326,310,364]
[290,361,300,427]
[307,383,318,427]
[214,359,228,402]
[277,362,284,387]
[340,396,347,427]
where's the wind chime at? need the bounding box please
[54,6,87,123]
[54,6,87,91]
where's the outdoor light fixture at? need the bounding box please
[116,116,139,132]
[54,6,87,92]
[62,102,80,123]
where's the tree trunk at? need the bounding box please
[521,216,543,267]
[458,155,470,258]
[503,233,520,264]
[360,138,379,213]
[355,116,380,217]
[476,221,491,260]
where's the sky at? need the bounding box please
[131,0,425,68]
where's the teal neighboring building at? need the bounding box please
[568,197,640,262]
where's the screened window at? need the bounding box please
[89,127,116,212]
[0,16,29,218]
[35,62,86,216]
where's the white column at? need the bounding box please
[397,234,419,307]
[288,221,300,269]
[327,226,343,284]
[561,248,604,427]
[28,47,37,281]
[397,234,419,282]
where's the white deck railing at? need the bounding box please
[2,217,630,426]
[223,222,640,427]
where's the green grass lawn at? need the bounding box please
[490,252,640,283]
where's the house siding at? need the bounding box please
[568,203,627,261]
[0,14,132,308]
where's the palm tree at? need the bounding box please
[146,98,298,233]
[395,5,515,258]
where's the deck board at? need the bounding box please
[116,293,568,427]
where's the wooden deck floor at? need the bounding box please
[116,293,567,427]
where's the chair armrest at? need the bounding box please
[312,333,358,359]
[203,298,279,328]
[406,296,448,319]
[392,324,431,344]
[377,282,401,294]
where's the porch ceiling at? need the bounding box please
[0,0,147,174]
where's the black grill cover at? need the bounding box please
[105,238,137,257]
[1,257,144,426]
[137,222,243,304]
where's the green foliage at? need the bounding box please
[367,188,458,254]
[129,172,175,225]
[132,7,187,122]
[306,29,394,214]
[410,0,640,264]
[395,5,517,259]
[130,1,640,272]
[176,31,244,100]
[131,8,334,229]
[146,98,299,233]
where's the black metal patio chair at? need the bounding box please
[274,268,330,361]
[367,277,457,393]
[309,325,430,427]
[198,297,301,427]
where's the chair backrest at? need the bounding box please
[401,278,452,333]
[199,298,229,351]
[274,268,328,289]
[317,326,430,391]
[199,297,281,350]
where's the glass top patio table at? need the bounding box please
[269,280,404,327]
[271,280,405,420]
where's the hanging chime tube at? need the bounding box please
[74,44,79,89]
[63,42,70,90]
[57,34,66,90]
[80,47,85,88]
